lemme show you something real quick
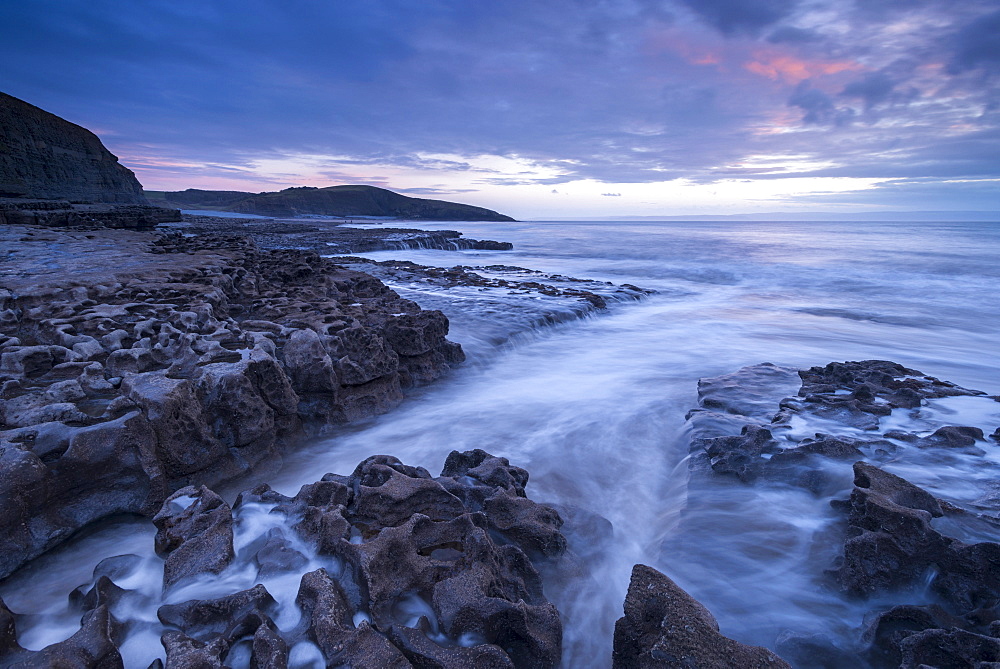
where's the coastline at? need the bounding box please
[2,218,999,668]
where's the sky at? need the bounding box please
[2,0,999,219]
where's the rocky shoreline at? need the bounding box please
[0,225,467,580]
[332,257,653,355]
[5,352,995,667]
[174,214,514,254]
[3,221,999,667]
[683,360,1000,668]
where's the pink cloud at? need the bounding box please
[743,48,863,84]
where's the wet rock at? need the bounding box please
[153,486,235,589]
[136,450,565,668]
[835,462,947,596]
[387,623,513,668]
[834,463,1000,611]
[332,258,653,360]
[798,360,985,408]
[862,604,967,668]
[157,584,277,645]
[768,360,990,434]
[70,575,128,614]
[161,630,228,669]
[774,631,862,669]
[0,597,20,657]
[0,409,161,579]
[481,491,567,558]
[5,605,123,668]
[349,455,465,528]
[694,363,801,422]
[898,627,1000,668]
[253,528,309,578]
[698,424,780,482]
[612,564,790,668]
[915,425,987,454]
[381,311,450,357]
[681,361,1000,668]
[440,448,529,496]
[250,623,288,669]
[294,568,410,668]
[0,226,466,578]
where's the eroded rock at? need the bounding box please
[612,564,790,668]
[153,486,235,589]
[0,226,466,578]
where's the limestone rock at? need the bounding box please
[613,565,789,669]
[153,486,235,589]
[0,227,465,578]
[612,564,790,668]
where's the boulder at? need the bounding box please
[153,486,235,589]
[612,564,790,668]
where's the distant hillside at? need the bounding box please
[147,185,516,221]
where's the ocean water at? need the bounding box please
[4,220,999,667]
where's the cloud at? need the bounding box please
[676,0,800,36]
[840,72,896,108]
[767,26,823,44]
[947,9,1000,74]
[0,0,997,212]
[788,82,855,125]
[395,186,479,194]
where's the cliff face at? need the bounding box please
[0,92,147,204]
[152,184,517,221]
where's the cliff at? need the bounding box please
[0,92,147,204]
[149,184,517,221]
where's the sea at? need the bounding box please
[4,219,1000,667]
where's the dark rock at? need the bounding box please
[0,200,181,229]
[270,450,564,667]
[774,631,861,669]
[350,455,465,528]
[835,462,947,596]
[70,575,128,614]
[481,491,567,558]
[0,596,21,657]
[916,425,986,452]
[250,623,288,669]
[160,630,227,669]
[0,92,146,204]
[293,568,411,668]
[694,362,801,422]
[0,409,161,580]
[862,604,967,668]
[441,449,529,496]
[5,605,123,668]
[9,449,566,668]
[698,424,780,482]
[157,584,277,645]
[0,226,466,578]
[898,627,1000,668]
[253,528,309,578]
[153,486,235,589]
[834,463,1000,611]
[798,360,984,411]
[469,239,515,250]
[388,623,513,668]
[612,564,790,668]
